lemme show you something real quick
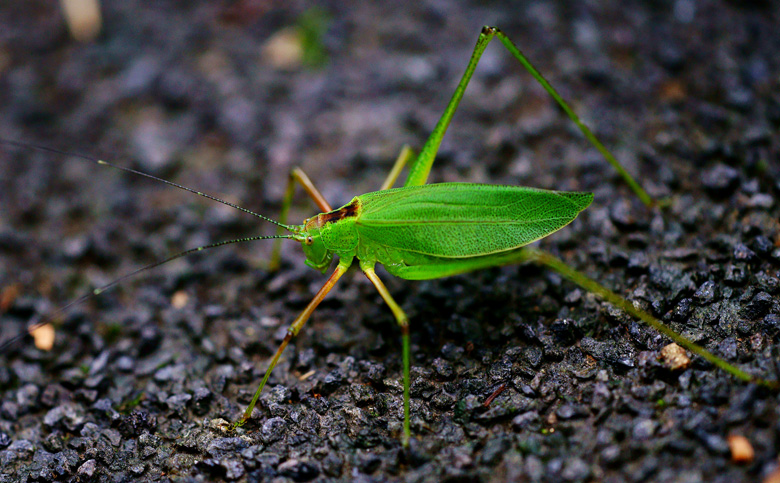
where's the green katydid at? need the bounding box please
[2,26,776,448]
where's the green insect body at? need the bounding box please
[241,179,598,443]
[298,183,593,279]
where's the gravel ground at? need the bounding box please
[1,1,779,482]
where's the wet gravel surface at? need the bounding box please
[1,1,780,482]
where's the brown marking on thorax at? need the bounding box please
[305,199,360,230]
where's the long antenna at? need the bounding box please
[0,234,296,353]
[0,139,294,231]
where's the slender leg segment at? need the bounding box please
[379,145,416,191]
[270,168,333,270]
[404,29,491,188]
[517,248,778,389]
[361,262,412,447]
[285,167,333,213]
[390,247,777,390]
[237,258,353,426]
[404,26,654,207]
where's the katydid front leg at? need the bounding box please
[236,258,352,427]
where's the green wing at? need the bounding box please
[356,183,592,258]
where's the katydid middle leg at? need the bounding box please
[360,261,412,446]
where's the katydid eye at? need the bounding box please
[306,236,313,245]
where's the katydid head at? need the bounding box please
[297,217,333,273]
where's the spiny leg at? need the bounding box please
[236,258,352,427]
[403,26,654,207]
[517,247,777,389]
[389,247,777,390]
[270,167,333,271]
[361,262,412,447]
[379,144,416,191]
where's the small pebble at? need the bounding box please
[701,164,740,196]
[660,343,690,371]
[727,435,754,464]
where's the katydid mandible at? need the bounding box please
[3,27,776,448]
